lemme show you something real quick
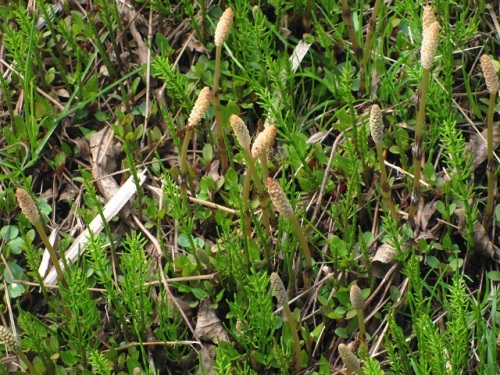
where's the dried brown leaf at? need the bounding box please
[122,6,149,64]
[186,36,208,54]
[306,130,329,145]
[468,123,500,169]
[89,127,123,203]
[417,200,437,232]
[371,242,398,279]
[196,345,215,375]
[455,208,500,261]
[471,221,497,259]
[194,297,231,344]
[72,137,90,162]
[1,354,19,372]
[56,88,69,98]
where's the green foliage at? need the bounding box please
[227,271,278,367]
[17,309,56,373]
[386,312,412,374]
[152,55,193,110]
[88,349,112,375]
[212,341,258,375]
[0,0,499,374]
[119,232,155,338]
[363,356,385,375]
[445,272,470,371]
[60,266,101,363]
[156,289,192,372]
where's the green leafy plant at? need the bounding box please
[1,1,500,374]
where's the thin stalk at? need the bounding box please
[484,92,496,230]
[241,150,255,240]
[350,285,367,351]
[376,143,400,226]
[290,216,312,291]
[409,18,440,226]
[251,174,271,235]
[348,101,369,186]
[341,0,362,62]
[35,221,65,285]
[283,302,302,372]
[179,127,195,197]
[182,86,212,197]
[213,46,229,173]
[17,350,40,375]
[408,68,430,226]
[259,153,270,181]
[271,273,302,372]
[251,127,276,238]
[356,308,367,349]
[245,152,272,266]
[360,0,382,95]
[303,0,313,33]
[200,0,207,43]
[267,178,312,291]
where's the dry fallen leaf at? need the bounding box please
[196,344,215,375]
[468,123,500,169]
[413,199,440,241]
[89,127,126,211]
[306,130,329,145]
[417,199,437,231]
[455,208,500,261]
[194,296,231,344]
[185,35,208,54]
[72,137,91,162]
[0,354,19,373]
[371,242,399,279]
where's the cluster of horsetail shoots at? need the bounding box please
[267,178,312,291]
[408,5,440,227]
[270,272,302,372]
[230,115,275,265]
[248,124,276,260]
[479,54,499,230]
[369,105,400,226]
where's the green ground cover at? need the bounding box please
[0,1,499,374]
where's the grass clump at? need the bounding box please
[1,1,500,374]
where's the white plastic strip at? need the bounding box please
[43,169,147,285]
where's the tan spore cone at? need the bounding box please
[251,125,277,158]
[230,114,251,151]
[16,188,39,224]
[187,87,212,128]
[369,104,383,144]
[214,8,234,47]
[420,21,440,69]
[422,5,436,30]
[480,54,499,94]
[266,177,293,219]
